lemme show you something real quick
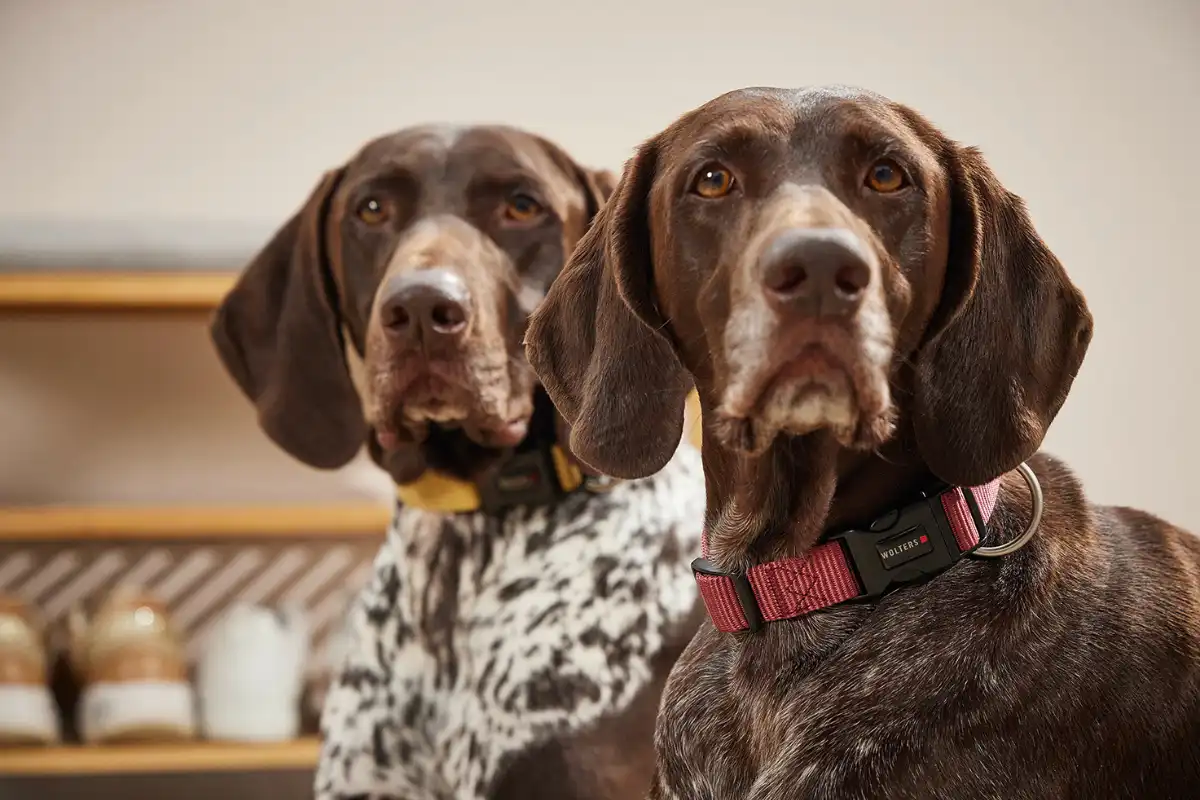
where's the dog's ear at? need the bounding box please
[914,145,1093,486]
[210,168,368,470]
[573,165,617,227]
[525,141,691,479]
[585,168,618,205]
[529,134,616,222]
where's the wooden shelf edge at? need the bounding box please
[0,272,237,313]
[0,737,320,776]
[0,504,392,541]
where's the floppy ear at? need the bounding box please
[914,145,1093,486]
[525,141,692,479]
[529,134,616,220]
[210,168,368,470]
[585,168,618,204]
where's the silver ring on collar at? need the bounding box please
[973,461,1043,558]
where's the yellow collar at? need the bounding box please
[395,445,584,513]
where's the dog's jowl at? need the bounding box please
[211,125,705,799]
[526,88,1200,799]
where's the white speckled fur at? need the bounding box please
[316,444,704,799]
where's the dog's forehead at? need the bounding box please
[662,85,918,156]
[452,127,554,172]
[345,125,564,184]
[350,125,460,171]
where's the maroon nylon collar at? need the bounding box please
[692,479,1002,633]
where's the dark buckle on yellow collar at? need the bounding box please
[479,447,569,512]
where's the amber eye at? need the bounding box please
[503,193,545,223]
[691,164,735,199]
[356,197,389,225]
[866,159,908,193]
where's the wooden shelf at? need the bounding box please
[0,271,236,313]
[0,737,320,776]
[0,504,392,541]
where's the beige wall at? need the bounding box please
[1,1,1198,526]
[0,315,395,505]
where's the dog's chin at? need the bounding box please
[715,348,894,455]
[371,381,534,454]
[374,404,532,452]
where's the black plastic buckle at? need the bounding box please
[691,557,765,633]
[478,448,565,513]
[827,488,965,602]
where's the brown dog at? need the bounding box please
[213,125,615,483]
[526,87,1200,799]
[211,126,708,798]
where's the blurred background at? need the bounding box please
[0,1,1196,798]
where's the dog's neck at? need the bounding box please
[704,419,934,570]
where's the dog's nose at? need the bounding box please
[379,268,471,341]
[760,228,872,316]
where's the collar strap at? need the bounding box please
[693,479,1002,633]
[396,444,614,514]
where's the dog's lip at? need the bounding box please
[371,354,532,451]
[487,419,530,450]
[771,344,848,386]
[724,342,851,418]
[375,413,530,452]
[393,363,462,395]
[412,413,531,450]
[375,405,532,449]
[375,427,402,451]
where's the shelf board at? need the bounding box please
[0,504,391,541]
[0,737,320,776]
[0,271,236,313]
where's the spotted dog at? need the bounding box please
[210,125,705,798]
[322,444,701,797]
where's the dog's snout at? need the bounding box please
[380,268,471,341]
[761,228,872,316]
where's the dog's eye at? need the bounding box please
[356,197,389,225]
[502,193,546,223]
[865,159,909,193]
[691,164,736,199]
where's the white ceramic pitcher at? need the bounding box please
[196,602,309,742]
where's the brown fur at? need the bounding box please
[526,87,1200,798]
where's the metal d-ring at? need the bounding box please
[973,461,1044,558]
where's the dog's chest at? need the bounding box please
[660,575,1097,800]
[334,450,704,799]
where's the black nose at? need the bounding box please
[760,228,872,316]
[379,268,471,341]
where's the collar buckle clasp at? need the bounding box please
[828,491,967,602]
[478,449,564,513]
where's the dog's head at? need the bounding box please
[212,125,613,482]
[527,87,1092,488]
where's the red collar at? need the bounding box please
[693,479,1002,633]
